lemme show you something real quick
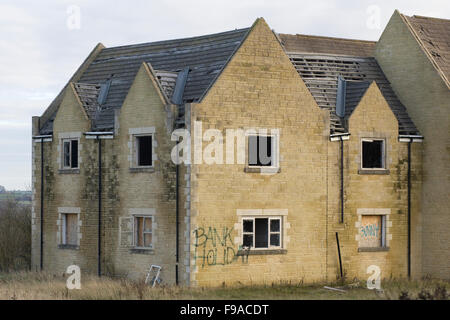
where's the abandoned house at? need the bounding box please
[31,10,449,286]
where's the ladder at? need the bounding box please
[145,264,162,287]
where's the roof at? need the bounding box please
[278,33,376,57]
[401,14,450,87]
[280,34,419,135]
[40,27,250,133]
[73,82,101,119]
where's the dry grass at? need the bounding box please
[0,272,449,300]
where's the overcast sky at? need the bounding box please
[0,0,448,190]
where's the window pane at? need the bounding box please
[248,136,273,166]
[248,136,258,165]
[270,219,280,232]
[144,217,152,232]
[243,219,253,232]
[138,136,152,166]
[270,233,280,247]
[65,214,78,245]
[360,215,382,247]
[362,140,383,168]
[243,234,253,248]
[144,233,152,247]
[257,136,272,166]
[136,217,144,247]
[64,141,70,167]
[71,140,78,168]
[255,218,268,248]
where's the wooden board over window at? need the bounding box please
[360,215,382,247]
[65,213,78,245]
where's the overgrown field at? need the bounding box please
[0,272,448,300]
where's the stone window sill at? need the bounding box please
[129,167,155,173]
[358,169,390,175]
[236,249,287,256]
[58,169,80,174]
[130,248,154,255]
[244,167,281,174]
[358,247,390,252]
[58,244,79,250]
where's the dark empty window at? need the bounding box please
[248,135,273,166]
[63,139,78,169]
[362,139,384,169]
[137,136,152,166]
[242,217,282,249]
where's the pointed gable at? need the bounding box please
[279,33,420,135]
[401,14,450,88]
[39,28,249,134]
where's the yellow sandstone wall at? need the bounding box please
[188,18,330,287]
[375,11,448,279]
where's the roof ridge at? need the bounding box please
[279,33,376,44]
[102,27,250,51]
[410,14,450,22]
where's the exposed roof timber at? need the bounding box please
[286,53,419,135]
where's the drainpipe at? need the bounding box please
[398,135,424,278]
[40,137,44,271]
[98,136,102,277]
[340,138,344,223]
[32,135,52,271]
[407,141,411,278]
[84,132,113,277]
[330,133,349,223]
[175,163,179,285]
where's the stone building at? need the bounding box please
[31,13,441,286]
[375,10,449,279]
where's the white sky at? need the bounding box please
[0,0,448,190]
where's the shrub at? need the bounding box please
[0,199,31,271]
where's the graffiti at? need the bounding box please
[193,226,248,268]
[360,223,380,238]
[360,215,382,247]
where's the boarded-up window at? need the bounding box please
[360,215,385,248]
[137,136,152,166]
[63,213,78,245]
[248,135,273,167]
[119,216,134,247]
[135,216,153,248]
[362,139,384,169]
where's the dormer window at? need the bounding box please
[136,135,153,167]
[361,139,385,169]
[62,139,79,169]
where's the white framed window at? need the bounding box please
[361,138,385,169]
[60,213,79,246]
[62,138,79,169]
[134,215,153,249]
[359,215,386,248]
[241,216,282,249]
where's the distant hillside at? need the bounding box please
[0,191,32,204]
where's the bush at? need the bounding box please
[0,199,31,271]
